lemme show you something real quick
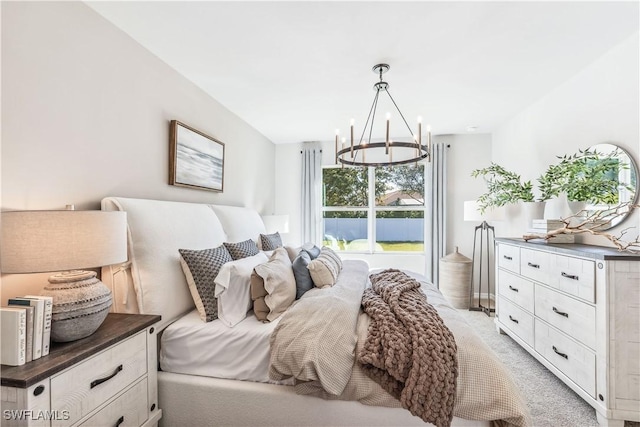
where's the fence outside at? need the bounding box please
[323,218,424,242]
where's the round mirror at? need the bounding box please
[574,143,638,230]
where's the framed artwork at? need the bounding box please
[169,120,225,192]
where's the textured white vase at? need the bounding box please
[523,201,546,228]
[568,200,587,215]
[544,193,572,220]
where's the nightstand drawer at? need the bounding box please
[498,244,520,274]
[535,319,595,397]
[79,378,148,427]
[51,331,147,426]
[520,248,551,283]
[499,298,534,347]
[498,269,534,312]
[548,254,595,303]
[534,284,595,349]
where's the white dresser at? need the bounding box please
[495,238,640,427]
[1,314,162,427]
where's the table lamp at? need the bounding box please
[261,214,290,234]
[1,210,128,342]
[463,201,505,316]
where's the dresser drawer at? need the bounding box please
[497,244,520,274]
[79,378,148,427]
[534,284,595,349]
[535,319,596,397]
[498,269,534,312]
[499,298,534,347]
[548,254,595,303]
[520,248,551,283]
[51,331,148,426]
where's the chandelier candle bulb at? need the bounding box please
[350,119,354,158]
[385,112,390,154]
[427,125,432,162]
[335,129,340,164]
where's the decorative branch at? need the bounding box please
[523,202,640,252]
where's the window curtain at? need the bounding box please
[301,144,322,244]
[426,142,448,286]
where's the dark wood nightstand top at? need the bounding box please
[1,313,161,388]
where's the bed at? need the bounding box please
[100,196,531,427]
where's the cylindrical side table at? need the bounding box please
[439,247,472,309]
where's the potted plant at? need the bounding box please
[471,163,534,213]
[541,148,625,217]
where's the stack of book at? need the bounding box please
[527,219,575,243]
[1,296,53,366]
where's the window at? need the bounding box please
[322,164,425,252]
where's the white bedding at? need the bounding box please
[159,309,292,385]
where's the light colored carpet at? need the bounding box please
[456,310,639,427]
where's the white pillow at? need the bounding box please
[215,252,268,327]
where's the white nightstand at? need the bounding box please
[1,314,162,427]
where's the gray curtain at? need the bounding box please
[301,144,322,244]
[426,142,448,286]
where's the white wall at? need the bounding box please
[1,2,275,212]
[1,2,276,299]
[275,134,492,277]
[492,32,640,243]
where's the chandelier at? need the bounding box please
[335,63,431,167]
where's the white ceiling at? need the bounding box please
[86,1,639,144]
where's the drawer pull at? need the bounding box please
[527,262,540,269]
[561,272,579,281]
[508,315,519,324]
[552,346,568,359]
[90,364,123,389]
[508,285,519,292]
[115,416,125,427]
[552,306,569,318]
[503,255,513,261]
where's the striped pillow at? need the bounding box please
[308,246,343,287]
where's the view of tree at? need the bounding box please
[322,164,425,219]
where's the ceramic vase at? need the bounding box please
[41,270,113,342]
[523,201,546,228]
[544,192,572,220]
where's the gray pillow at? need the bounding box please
[260,232,283,251]
[224,239,260,260]
[302,244,321,260]
[179,245,233,322]
[292,251,314,299]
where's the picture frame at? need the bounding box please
[169,120,225,192]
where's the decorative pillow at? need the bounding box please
[307,246,343,288]
[284,242,321,262]
[214,252,268,327]
[301,243,321,260]
[260,232,283,251]
[292,251,314,299]
[178,245,233,322]
[251,247,296,322]
[224,239,260,260]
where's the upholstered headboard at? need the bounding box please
[101,197,267,331]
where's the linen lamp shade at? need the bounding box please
[262,214,290,234]
[463,200,506,222]
[1,210,127,273]
[1,210,128,342]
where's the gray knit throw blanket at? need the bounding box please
[359,269,458,427]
